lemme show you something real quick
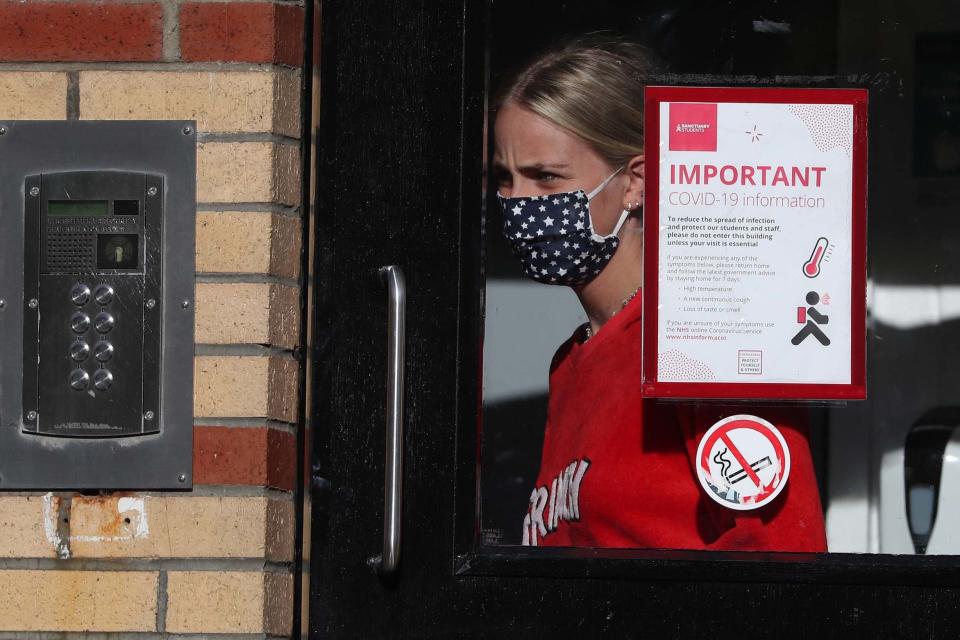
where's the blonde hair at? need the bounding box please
[496,34,662,168]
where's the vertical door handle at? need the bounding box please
[374,265,405,576]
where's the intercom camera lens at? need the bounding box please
[70,284,91,306]
[94,341,114,362]
[69,369,90,391]
[92,369,113,391]
[94,285,114,305]
[70,312,90,334]
[70,341,90,362]
[94,312,115,334]
[97,235,138,270]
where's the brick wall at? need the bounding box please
[0,1,305,637]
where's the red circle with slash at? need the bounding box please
[695,414,790,511]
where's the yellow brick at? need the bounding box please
[196,212,300,278]
[269,284,300,349]
[268,356,299,423]
[166,571,290,634]
[273,142,301,205]
[194,355,297,419]
[0,72,67,119]
[0,496,59,558]
[270,214,302,279]
[273,67,302,138]
[0,570,156,632]
[265,572,294,636]
[195,356,269,417]
[198,142,300,205]
[79,70,300,136]
[195,282,298,348]
[197,212,273,273]
[196,283,270,345]
[70,496,284,559]
[266,499,296,562]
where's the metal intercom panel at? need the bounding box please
[0,121,195,489]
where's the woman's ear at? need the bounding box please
[622,154,645,211]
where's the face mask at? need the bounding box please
[497,168,631,286]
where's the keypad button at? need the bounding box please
[71,312,90,334]
[94,341,114,362]
[94,312,114,334]
[69,369,90,391]
[70,283,91,306]
[93,284,114,305]
[92,369,113,391]
[70,340,90,362]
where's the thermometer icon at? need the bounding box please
[803,237,829,278]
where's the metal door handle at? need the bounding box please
[375,265,405,576]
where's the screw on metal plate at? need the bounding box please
[25,411,36,421]
[0,126,6,135]
[182,126,193,135]
[145,298,156,309]
[27,298,37,309]
[144,410,155,421]
[147,186,158,197]
[29,186,39,197]
[178,474,187,483]
[0,299,5,309]
[181,300,191,309]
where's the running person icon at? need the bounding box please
[792,291,830,346]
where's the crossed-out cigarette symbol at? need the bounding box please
[697,417,791,510]
[713,447,773,486]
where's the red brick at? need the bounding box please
[0,3,162,62]
[274,4,305,67]
[180,3,304,66]
[194,426,295,491]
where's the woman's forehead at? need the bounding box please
[494,104,587,165]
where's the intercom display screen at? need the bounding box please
[48,200,109,217]
[114,200,140,216]
[97,234,138,269]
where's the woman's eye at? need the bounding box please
[537,173,559,182]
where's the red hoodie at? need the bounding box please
[520,292,828,551]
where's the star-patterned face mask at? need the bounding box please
[496,167,630,286]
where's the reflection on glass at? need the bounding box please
[479,1,960,556]
[486,34,825,552]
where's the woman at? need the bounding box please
[493,35,827,551]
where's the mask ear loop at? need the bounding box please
[586,166,629,241]
[590,208,631,242]
[585,166,624,201]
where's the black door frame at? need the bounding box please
[305,1,960,637]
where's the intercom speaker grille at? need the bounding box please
[46,233,95,271]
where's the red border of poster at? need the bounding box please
[641,86,868,400]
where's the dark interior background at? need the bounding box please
[481,0,840,544]
[482,0,960,552]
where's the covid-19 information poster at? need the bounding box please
[641,87,867,400]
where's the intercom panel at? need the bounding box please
[0,121,195,489]
[24,171,161,437]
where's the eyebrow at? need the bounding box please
[492,161,570,172]
[520,162,569,171]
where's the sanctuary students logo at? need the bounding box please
[669,102,718,152]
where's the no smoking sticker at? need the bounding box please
[696,414,790,511]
